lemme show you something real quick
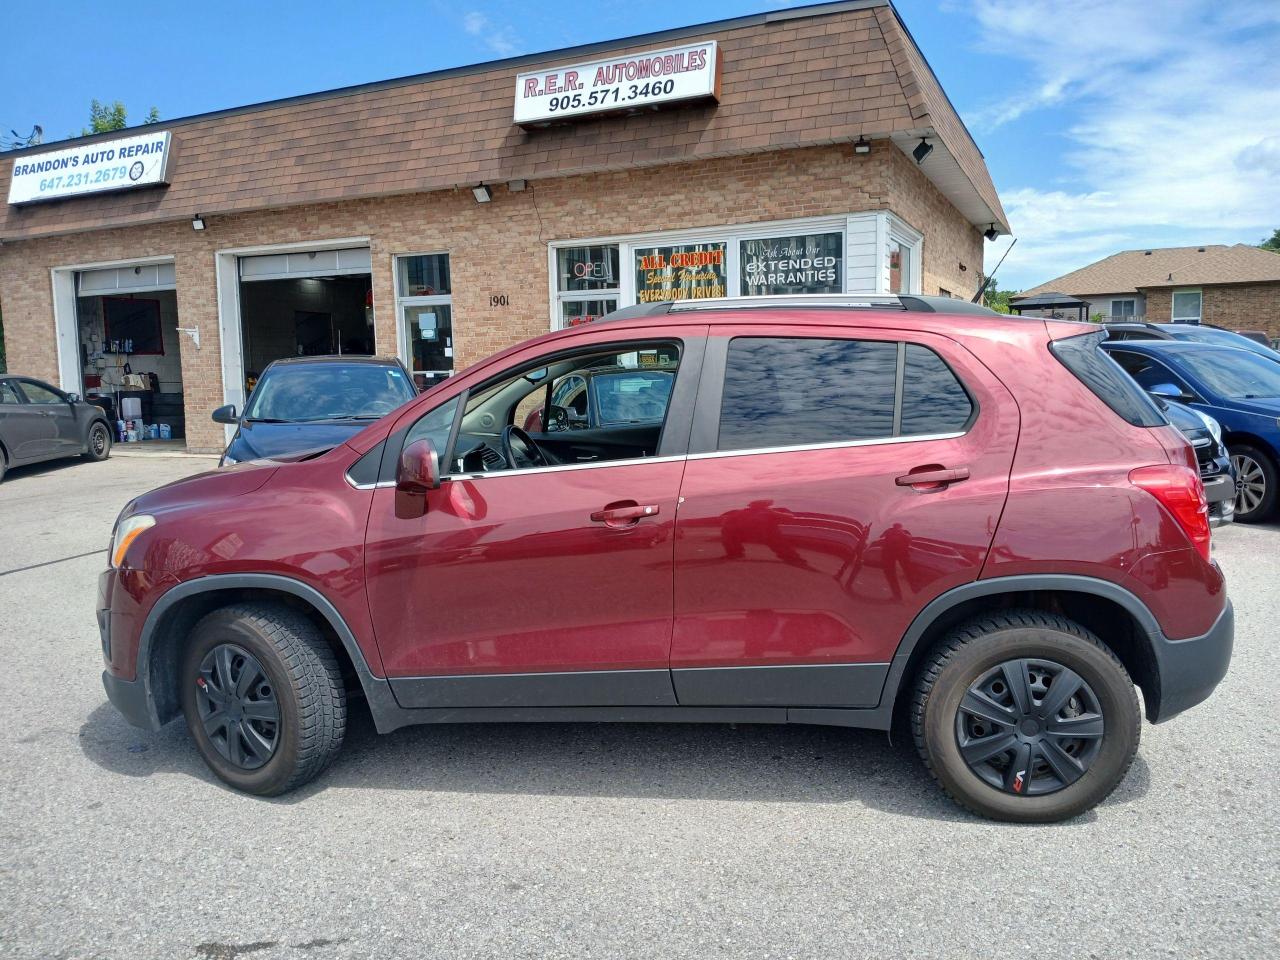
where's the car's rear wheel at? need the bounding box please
[180,603,346,796]
[1230,444,1277,522]
[82,421,112,462]
[912,610,1140,822]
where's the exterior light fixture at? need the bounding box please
[853,137,871,154]
[984,224,999,241]
[191,214,206,230]
[912,137,933,164]
[507,179,527,192]
[471,184,493,203]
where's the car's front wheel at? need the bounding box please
[180,603,346,796]
[1230,444,1277,523]
[912,610,1140,823]
[81,421,112,462]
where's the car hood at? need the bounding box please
[228,420,367,462]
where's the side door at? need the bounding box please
[1,379,51,462]
[671,325,1019,708]
[363,328,706,709]
[16,379,80,455]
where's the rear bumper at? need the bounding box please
[1148,599,1233,723]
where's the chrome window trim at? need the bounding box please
[446,454,687,481]
[689,430,965,461]
[345,475,396,490]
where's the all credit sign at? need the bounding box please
[514,41,719,126]
[7,131,173,205]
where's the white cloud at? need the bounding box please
[460,9,520,57]
[966,0,1280,288]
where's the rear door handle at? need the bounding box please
[895,467,970,489]
[590,501,660,527]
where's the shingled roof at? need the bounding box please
[1019,243,1280,298]
[0,0,1007,243]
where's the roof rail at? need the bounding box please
[599,294,1001,321]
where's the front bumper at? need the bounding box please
[102,670,162,730]
[1148,599,1234,723]
[1203,473,1235,527]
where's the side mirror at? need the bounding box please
[212,404,239,425]
[67,393,81,403]
[1148,383,1193,402]
[395,438,440,519]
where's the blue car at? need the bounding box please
[1103,340,1280,522]
[213,356,417,466]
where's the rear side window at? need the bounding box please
[719,338,896,450]
[717,337,974,451]
[900,344,973,435]
[1050,332,1166,427]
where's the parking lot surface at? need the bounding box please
[1,456,1276,959]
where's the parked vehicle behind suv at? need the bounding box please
[212,356,416,466]
[1102,340,1280,522]
[99,297,1232,822]
[1157,398,1234,526]
[0,374,113,483]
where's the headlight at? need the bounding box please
[110,514,156,568]
[1194,410,1222,444]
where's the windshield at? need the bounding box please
[1175,350,1280,399]
[244,363,415,422]
[1163,325,1280,360]
[592,370,674,424]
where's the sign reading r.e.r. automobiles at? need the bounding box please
[514,41,719,126]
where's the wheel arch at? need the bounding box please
[882,576,1165,729]
[1222,430,1278,460]
[137,574,396,729]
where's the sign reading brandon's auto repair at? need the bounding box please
[514,41,719,125]
[7,131,172,205]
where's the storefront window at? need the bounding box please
[634,241,727,303]
[396,254,454,389]
[740,233,843,296]
[555,245,619,329]
[561,298,618,328]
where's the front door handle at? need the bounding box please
[895,466,970,489]
[590,501,660,527]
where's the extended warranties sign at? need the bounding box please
[7,131,172,205]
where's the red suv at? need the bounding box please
[99,296,1232,821]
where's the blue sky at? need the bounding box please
[2,0,1277,289]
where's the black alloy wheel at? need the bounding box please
[194,643,281,770]
[956,658,1104,796]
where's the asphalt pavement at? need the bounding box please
[0,455,1276,959]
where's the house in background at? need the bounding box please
[1012,244,1280,337]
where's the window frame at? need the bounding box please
[1170,288,1202,324]
[394,252,455,387]
[1110,298,1137,320]
[687,332,977,457]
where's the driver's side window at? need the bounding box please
[1112,352,1192,396]
[418,341,681,476]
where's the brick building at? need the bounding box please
[1013,244,1280,337]
[0,0,1008,453]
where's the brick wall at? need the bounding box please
[0,141,981,453]
[1143,284,1280,338]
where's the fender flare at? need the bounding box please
[134,573,403,731]
[793,574,1166,731]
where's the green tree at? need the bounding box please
[982,282,1019,314]
[1260,228,1280,253]
[81,100,160,136]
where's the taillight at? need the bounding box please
[1129,464,1211,561]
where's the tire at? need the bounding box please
[911,610,1140,823]
[180,602,346,796]
[81,420,112,462]
[1230,443,1277,523]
